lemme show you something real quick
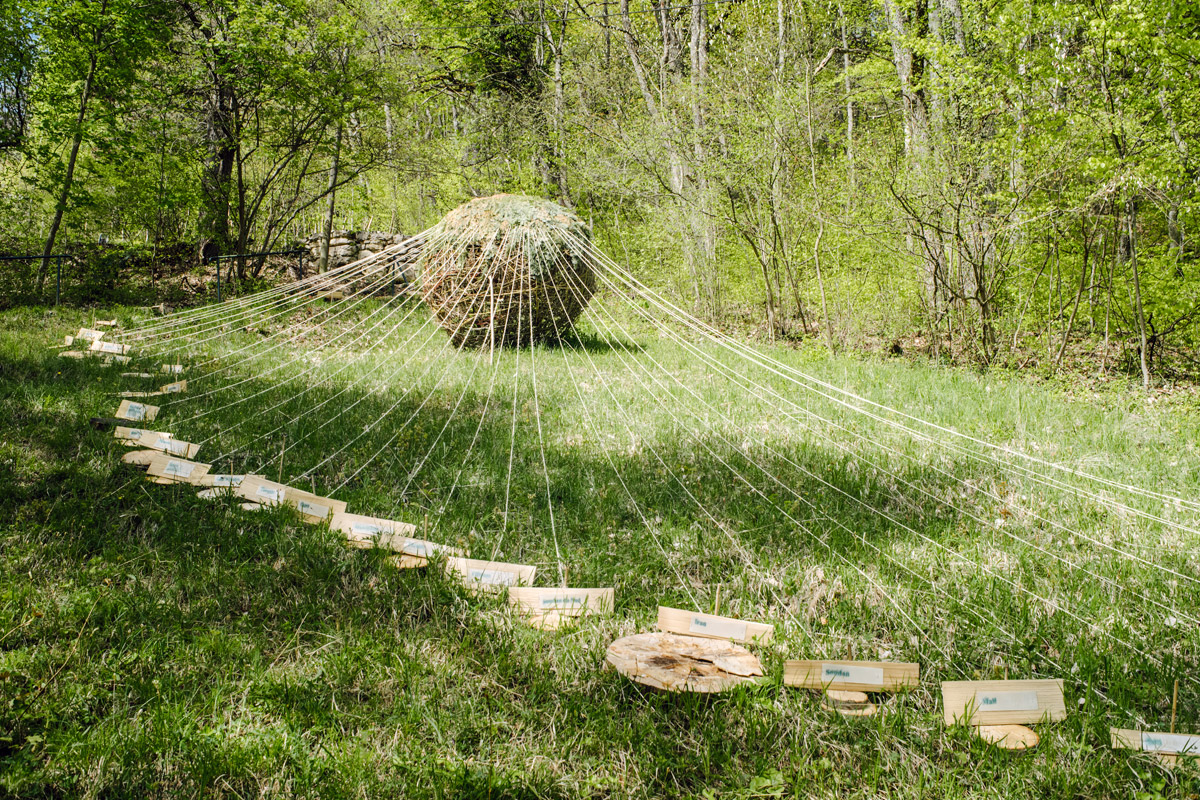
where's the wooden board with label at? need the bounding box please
[101,354,131,365]
[656,606,774,645]
[233,476,347,523]
[941,679,1066,726]
[121,372,156,378]
[113,427,199,458]
[784,660,920,693]
[328,512,457,565]
[161,364,184,374]
[145,453,211,484]
[196,473,250,488]
[59,350,86,359]
[89,339,130,355]
[509,587,614,617]
[75,328,106,342]
[115,400,160,422]
[444,557,536,591]
[159,380,187,394]
[1112,728,1200,765]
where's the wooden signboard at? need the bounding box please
[162,364,184,374]
[196,473,249,488]
[60,351,86,359]
[607,632,764,693]
[145,453,211,485]
[89,339,130,355]
[113,427,199,458]
[444,557,536,592]
[160,380,187,394]
[61,335,74,347]
[75,328,105,342]
[120,372,155,378]
[784,660,920,693]
[941,680,1067,726]
[95,319,118,327]
[102,354,131,365]
[234,476,347,523]
[1112,728,1200,766]
[117,391,164,398]
[115,400,160,422]
[509,587,614,617]
[656,606,774,645]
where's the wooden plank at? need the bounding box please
[161,364,184,374]
[89,339,130,355]
[120,372,155,378]
[159,380,187,394]
[233,476,347,523]
[444,556,536,591]
[784,660,919,692]
[941,679,1066,726]
[117,390,165,398]
[101,354,131,365]
[656,606,774,644]
[115,400,159,422]
[1112,728,1200,755]
[121,449,159,466]
[59,350,86,359]
[195,473,251,488]
[113,427,199,459]
[145,453,211,485]
[327,511,459,562]
[509,587,614,617]
[75,328,105,342]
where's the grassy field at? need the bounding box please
[1,294,1199,798]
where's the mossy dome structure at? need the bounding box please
[418,194,596,348]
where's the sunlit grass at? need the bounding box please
[1,298,1198,798]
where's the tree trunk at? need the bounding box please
[37,52,97,295]
[317,120,343,274]
[1126,197,1151,390]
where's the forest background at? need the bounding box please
[0,0,1197,384]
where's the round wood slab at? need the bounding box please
[121,450,158,467]
[976,724,1039,751]
[822,689,877,716]
[606,632,763,693]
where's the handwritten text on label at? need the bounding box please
[974,690,1039,712]
[689,616,748,640]
[820,664,885,687]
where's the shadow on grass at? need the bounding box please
[0,338,1182,798]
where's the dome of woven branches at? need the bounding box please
[418,194,596,348]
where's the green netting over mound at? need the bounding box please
[418,194,596,348]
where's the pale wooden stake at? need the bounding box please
[1171,679,1179,734]
[713,585,720,617]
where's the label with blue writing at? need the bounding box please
[821,663,884,686]
[163,460,193,478]
[469,568,516,585]
[1142,732,1200,754]
[210,475,243,487]
[296,500,329,519]
[974,690,1038,712]
[689,616,747,640]
[256,485,284,503]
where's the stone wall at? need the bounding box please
[303,230,413,271]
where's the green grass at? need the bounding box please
[1,296,1199,798]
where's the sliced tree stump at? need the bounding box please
[606,632,763,693]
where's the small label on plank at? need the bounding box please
[256,485,284,503]
[400,541,430,557]
[821,664,885,686]
[163,460,194,478]
[162,364,184,374]
[296,500,329,519]
[468,568,517,586]
[351,522,383,535]
[975,690,1039,712]
[161,381,186,393]
[209,474,244,487]
[126,429,144,440]
[124,403,147,421]
[541,594,589,609]
[1142,732,1200,754]
[90,340,127,354]
[689,616,747,640]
